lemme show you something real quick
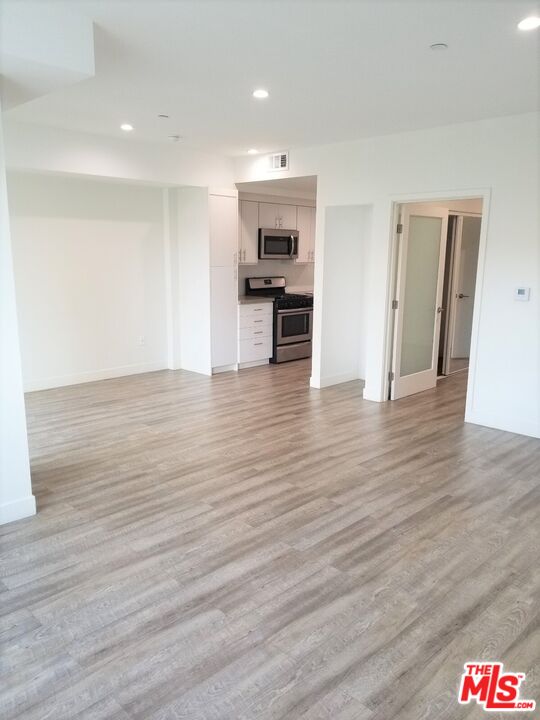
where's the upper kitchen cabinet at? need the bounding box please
[258,202,297,230]
[210,192,238,267]
[296,205,316,263]
[238,200,259,264]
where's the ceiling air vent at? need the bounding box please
[268,151,289,171]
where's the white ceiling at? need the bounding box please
[3,0,539,157]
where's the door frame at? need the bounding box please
[443,211,483,374]
[383,189,491,421]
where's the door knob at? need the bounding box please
[437,306,444,314]
[457,293,470,299]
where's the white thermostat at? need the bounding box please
[514,287,531,301]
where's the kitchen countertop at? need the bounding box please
[238,296,275,305]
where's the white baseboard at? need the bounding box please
[310,372,362,389]
[0,495,36,525]
[24,362,167,392]
[238,360,269,369]
[465,410,540,439]
[212,364,238,374]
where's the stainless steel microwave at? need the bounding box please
[259,229,299,260]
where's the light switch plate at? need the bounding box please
[514,287,530,301]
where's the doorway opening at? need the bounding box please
[234,175,317,379]
[387,197,484,403]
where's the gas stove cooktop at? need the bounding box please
[244,277,313,309]
[276,293,313,310]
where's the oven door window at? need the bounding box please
[264,236,291,255]
[281,312,310,338]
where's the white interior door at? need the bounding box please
[391,204,448,400]
[449,215,481,360]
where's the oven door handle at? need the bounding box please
[277,308,313,315]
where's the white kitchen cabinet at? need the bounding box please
[258,202,280,229]
[238,200,259,264]
[258,202,297,230]
[296,205,316,263]
[209,192,238,371]
[278,204,297,230]
[238,303,273,366]
[238,337,272,363]
[238,303,273,322]
[210,193,238,267]
[211,266,238,368]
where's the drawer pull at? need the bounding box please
[253,308,262,311]
[254,319,263,323]
[254,342,263,346]
[254,331,263,334]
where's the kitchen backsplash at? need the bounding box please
[238,259,314,295]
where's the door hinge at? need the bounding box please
[396,223,403,234]
[391,300,399,310]
[388,371,395,382]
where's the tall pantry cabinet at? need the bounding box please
[174,186,238,375]
[209,191,238,371]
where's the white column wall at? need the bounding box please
[311,204,372,388]
[0,108,35,524]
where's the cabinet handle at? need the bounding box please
[254,342,263,346]
[254,319,263,322]
[243,249,246,262]
[253,308,262,312]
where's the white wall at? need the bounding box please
[0,109,35,524]
[311,205,371,387]
[8,172,168,391]
[235,112,540,438]
[4,120,235,188]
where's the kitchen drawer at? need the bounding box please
[238,336,272,362]
[238,303,273,319]
[238,313,273,330]
[239,325,272,341]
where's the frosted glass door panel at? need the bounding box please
[400,216,442,376]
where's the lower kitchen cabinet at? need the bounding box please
[238,303,273,366]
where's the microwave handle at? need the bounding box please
[289,235,295,257]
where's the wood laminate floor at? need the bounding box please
[1,361,539,720]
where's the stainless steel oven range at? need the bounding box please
[245,276,313,363]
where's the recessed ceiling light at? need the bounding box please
[120,123,134,132]
[247,148,258,155]
[518,16,540,30]
[429,42,448,51]
[253,89,269,99]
